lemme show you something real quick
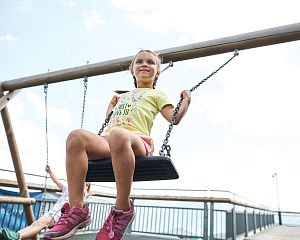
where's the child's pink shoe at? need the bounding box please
[95,201,135,240]
[43,202,91,239]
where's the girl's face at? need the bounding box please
[131,51,160,88]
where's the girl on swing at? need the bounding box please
[43,49,191,240]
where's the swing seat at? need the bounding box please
[86,156,179,182]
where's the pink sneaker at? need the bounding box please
[43,202,91,240]
[96,201,135,240]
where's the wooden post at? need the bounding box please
[0,82,38,240]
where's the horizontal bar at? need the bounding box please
[2,22,300,91]
[0,196,36,205]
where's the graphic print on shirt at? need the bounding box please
[108,89,145,128]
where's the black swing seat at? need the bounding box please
[86,156,179,182]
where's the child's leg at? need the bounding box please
[108,129,147,211]
[95,129,144,240]
[18,216,51,239]
[43,130,111,240]
[66,129,111,208]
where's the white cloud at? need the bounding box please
[86,97,104,108]
[111,0,158,12]
[111,0,299,40]
[83,10,106,30]
[188,43,300,137]
[26,92,72,127]
[63,0,77,8]
[1,34,17,42]
[1,96,66,179]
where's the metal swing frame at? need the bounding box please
[86,50,239,182]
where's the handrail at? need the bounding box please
[0,178,274,212]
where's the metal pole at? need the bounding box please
[203,202,209,240]
[231,206,236,240]
[209,202,214,240]
[272,173,282,225]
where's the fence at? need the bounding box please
[0,194,284,240]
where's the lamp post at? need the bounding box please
[272,173,282,225]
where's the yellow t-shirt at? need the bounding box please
[106,88,173,136]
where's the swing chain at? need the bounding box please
[81,61,89,129]
[98,111,113,135]
[161,61,173,73]
[81,76,88,129]
[159,49,239,157]
[40,83,49,217]
[159,98,183,157]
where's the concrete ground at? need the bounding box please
[244,225,300,240]
[68,232,178,240]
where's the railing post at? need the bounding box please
[253,210,257,234]
[278,211,282,225]
[203,202,209,240]
[232,206,236,240]
[259,212,262,231]
[210,202,214,240]
[244,208,249,237]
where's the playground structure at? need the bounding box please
[1,22,300,239]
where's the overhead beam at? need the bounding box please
[2,22,300,91]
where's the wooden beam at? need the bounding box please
[0,178,60,192]
[0,90,20,111]
[2,22,300,91]
[0,83,36,228]
[0,196,36,205]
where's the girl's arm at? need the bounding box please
[161,90,191,125]
[106,95,120,117]
[45,165,64,191]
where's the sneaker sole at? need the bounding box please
[47,218,92,240]
[120,214,135,240]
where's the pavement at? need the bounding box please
[244,225,300,240]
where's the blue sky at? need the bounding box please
[1,0,300,211]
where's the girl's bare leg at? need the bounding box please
[108,129,146,211]
[18,216,51,239]
[66,129,111,208]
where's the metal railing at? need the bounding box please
[0,195,283,240]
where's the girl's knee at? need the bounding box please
[109,129,130,145]
[66,129,86,150]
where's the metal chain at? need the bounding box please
[81,76,88,129]
[81,61,89,129]
[161,61,173,73]
[40,83,49,217]
[98,111,113,135]
[159,49,239,157]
